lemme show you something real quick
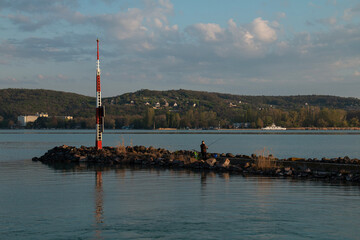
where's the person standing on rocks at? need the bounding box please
[200,141,208,160]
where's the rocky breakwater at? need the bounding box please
[32,145,360,183]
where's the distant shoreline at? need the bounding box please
[5,127,360,131]
[2,128,360,135]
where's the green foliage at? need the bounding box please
[1,88,360,129]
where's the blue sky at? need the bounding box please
[1,0,360,97]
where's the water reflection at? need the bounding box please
[94,171,104,239]
[36,161,360,240]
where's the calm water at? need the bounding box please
[1,130,360,239]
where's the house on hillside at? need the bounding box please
[229,102,237,107]
[154,102,160,109]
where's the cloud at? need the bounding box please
[317,17,337,26]
[276,12,286,19]
[2,0,360,97]
[343,3,360,21]
[0,77,18,83]
[0,0,81,31]
[95,9,146,40]
[187,23,224,42]
[251,17,277,42]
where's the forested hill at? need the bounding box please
[0,89,94,118]
[111,89,360,111]
[1,88,360,129]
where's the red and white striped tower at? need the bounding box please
[96,39,104,149]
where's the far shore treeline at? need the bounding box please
[2,88,360,129]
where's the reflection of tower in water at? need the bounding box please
[95,171,104,239]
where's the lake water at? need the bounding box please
[1,130,360,239]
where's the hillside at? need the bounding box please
[1,88,360,129]
[107,89,360,111]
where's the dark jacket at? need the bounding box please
[200,143,208,153]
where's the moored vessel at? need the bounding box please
[261,123,286,130]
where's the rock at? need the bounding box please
[218,158,230,168]
[229,165,242,172]
[206,158,217,167]
[226,153,235,158]
[189,158,198,164]
[288,157,305,161]
[346,174,353,181]
[244,162,251,169]
[34,144,360,183]
[134,159,142,164]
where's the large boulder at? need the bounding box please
[206,158,217,167]
[218,158,230,168]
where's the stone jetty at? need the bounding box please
[33,145,360,183]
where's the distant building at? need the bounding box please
[17,112,48,127]
[145,102,150,106]
[55,116,73,120]
[233,122,251,128]
[37,112,48,117]
[229,102,237,107]
[162,98,169,107]
[173,102,178,107]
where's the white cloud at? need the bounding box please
[251,17,277,42]
[96,9,146,40]
[190,23,224,41]
[2,0,360,97]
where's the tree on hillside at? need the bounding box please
[143,108,155,129]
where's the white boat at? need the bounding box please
[261,123,286,130]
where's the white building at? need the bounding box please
[229,102,237,107]
[17,112,48,127]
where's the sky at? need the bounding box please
[1,0,360,97]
